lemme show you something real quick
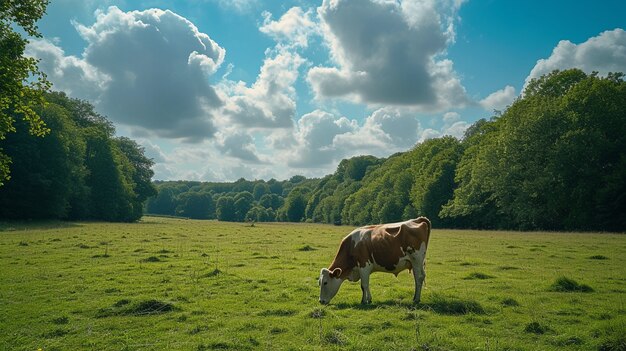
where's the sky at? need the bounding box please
[27,0,626,181]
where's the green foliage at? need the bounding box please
[142,69,626,231]
[0,92,154,222]
[442,69,626,231]
[0,0,51,185]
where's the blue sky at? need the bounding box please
[29,0,626,181]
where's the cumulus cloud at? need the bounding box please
[333,107,421,155]
[260,7,317,48]
[307,0,468,109]
[287,106,436,168]
[219,49,304,129]
[526,28,626,88]
[288,110,357,168]
[479,85,517,111]
[215,130,266,164]
[28,6,225,142]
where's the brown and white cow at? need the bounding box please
[318,217,431,305]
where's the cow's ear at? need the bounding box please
[330,268,342,278]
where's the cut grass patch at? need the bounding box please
[549,277,594,293]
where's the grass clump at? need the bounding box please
[97,299,176,317]
[204,268,222,277]
[464,272,495,280]
[140,256,161,263]
[589,255,609,260]
[309,307,326,319]
[324,330,348,346]
[524,321,550,334]
[298,245,316,251]
[501,297,519,307]
[549,277,594,292]
[595,321,626,351]
[258,309,296,317]
[51,316,69,325]
[426,294,485,315]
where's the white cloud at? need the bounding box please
[333,107,421,155]
[526,28,626,88]
[288,110,357,168]
[218,49,304,129]
[260,7,317,48]
[28,6,225,142]
[479,85,517,111]
[307,0,468,110]
[215,130,266,164]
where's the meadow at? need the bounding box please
[0,217,624,351]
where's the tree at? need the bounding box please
[116,137,157,220]
[234,191,254,221]
[176,192,214,219]
[0,0,51,185]
[252,182,270,200]
[0,103,85,219]
[442,69,626,231]
[259,193,284,210]
[283,188,308,222]
[216,196,237,222]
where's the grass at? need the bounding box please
[1,217,625,350]
[549,276,594,292]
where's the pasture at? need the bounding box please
[0,217,624,350]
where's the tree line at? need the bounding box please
[0,92,156,221]
[148,69,625,232]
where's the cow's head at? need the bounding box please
[318,267,343,304]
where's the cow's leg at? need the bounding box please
[411,259,426,303]
[360,270,372,304]
[410,243,427,304]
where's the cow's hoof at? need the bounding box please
[361,300,371,305]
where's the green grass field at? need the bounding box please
[1,217,625,350]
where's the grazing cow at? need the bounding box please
[318,217,431,305]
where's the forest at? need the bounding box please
[145,69,626,232]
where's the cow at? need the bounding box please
[318,217,431,305]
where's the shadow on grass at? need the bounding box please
[0,220,83,232]
[332,294,486,315]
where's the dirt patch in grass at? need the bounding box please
[549,277,594,292]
